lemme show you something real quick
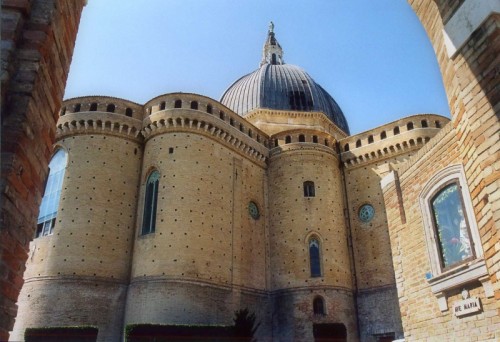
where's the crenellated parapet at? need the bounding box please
[57,96,144,142]
[142,94,270,166]
[144,93,269,145]
[340,114,449,168]
[60,96,144,120]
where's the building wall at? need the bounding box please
[380,0,500,339]
[123,101,271,334]
[11,108,144,341]
[341,114,447,341]
[0,1,85,338]
[267,142,357,340]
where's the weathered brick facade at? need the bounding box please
[1,1,498,341]
[0,1,85,339]
[381,0,500,340]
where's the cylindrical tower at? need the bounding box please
[267,130,357,341]
[124,94,271,335]
[11,97,144,341]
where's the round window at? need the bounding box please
[248,201,260,219]
[358,204,375,223]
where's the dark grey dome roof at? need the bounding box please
[220,63,349,134]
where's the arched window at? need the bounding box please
[89,103,97,111]
[274,139,278,147]
[174,100,182,108]
[407,122,414,130]
[219,111,224,120]
[368,135,374,144]
[380,131,387,139]
[73,103,81,113]
[35,149,67,238]
[190,101,198,110]
[125,108,133,117]
[393,126,400,135]
[312,135,318,143]
[206,104,213,114]
[435,120,441,128]
[344,143,349,152]
[309,237,322,277]
[356,139,361,148]
[159,101,166,110]
[299,134,305,142]
[324,139,329,147]
[313,296,325,315]
[106,104,115,113]
[304,181,315,197]
[272,53,277,64]
[285,136,291,144]
[421,120,428,128]
[419,165,486,307]
[230,118,234,126]
[142,171,160,235]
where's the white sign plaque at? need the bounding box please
[453,297,481,317]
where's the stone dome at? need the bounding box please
[220,23,350,134]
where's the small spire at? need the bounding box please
[260,22,284,66]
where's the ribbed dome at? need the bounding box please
[220,23,349,134]
[220,64,349,134]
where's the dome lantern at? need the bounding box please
[261,21,284,66]
[221,24,350,134]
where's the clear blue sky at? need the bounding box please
[64,0,450,135]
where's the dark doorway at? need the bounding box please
[375,332,395,342]
[313,323,347,342]
[25,327,98,342]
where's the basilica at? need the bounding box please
[8,14,499,342]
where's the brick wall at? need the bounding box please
[382,0,500,339]
[0,0,85,339]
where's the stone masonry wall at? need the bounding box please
[0,1,85,339]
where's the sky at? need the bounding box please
[64,0,451,135]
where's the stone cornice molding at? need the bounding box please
[245,109,348,140]
[269,143,338,160]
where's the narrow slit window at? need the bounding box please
[309,238,322,277]
[142,171,160,235]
